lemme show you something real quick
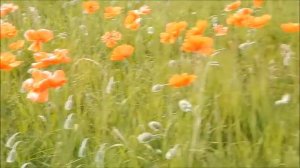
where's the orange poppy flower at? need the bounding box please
[185,20,207,38]
[110,44,134,61]
[0,52,22,71]
[0,3,18,17]
[124,11,141,30]
[181,35,214,56]
[22,69,67,103]
[48,70,67,88]
[82,0,100,14]
[101,31,122,48]
[160,21,187,43]
[26,90,49,103]
[226,12,253,27]
[32,49,71,68]
[104,6,122,19]
[24,29,54,52]
[168,73,197,88]
[138,5,151,15]
[9,40,25,50]
[253,0,264,8]
[281,23,300,33]
[224,1,241,12]
[237,8,253,15]
[248,14,271,29]
[0,22,18,39]
[213,25,228,36]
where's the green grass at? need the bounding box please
[1,0,299,167]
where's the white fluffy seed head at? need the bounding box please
[63,113,75,130]
[239,41,256,50]
[178,99,192,112]
[64,95,73,111]
[147,27,155,34]
[6,149,17,163]
[78,138,89,158]
[5,132,20,148]
[94,143,107,168]
[137,132,153,143]
[38,115,47,122]
[165,144,179,160]
[168,60,177,67]
[148,121,162,131]
[20,162,33,168]
[151,84,164,93]
[105,76,114,94]
[275,93,290,105]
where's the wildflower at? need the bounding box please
[124,11,141,30]
[57,32,68,39]
[160,21,188,44]
[178,99,192,112]
[0,3,18,17]
[237,8,253,15]
[280,44,293,66]
[105,76,114,94]
[101,31,122,48]
[0,22,18,39]
[275,94,290,105]
[78,138,89,157]
[148,121,162,131]
[248,14,271,29]
[165,144,179,160]
[22,69,67,103]
[24,29,54,52]
[151,84,165,92]
[31,49,71,68]
[181,35,214,56]
[104,6,122,19]
[5,132,20,148]
[224,1,241,12]
[185,20,207,38]
[8,40,25,51]
[137,132,154,143]
[168,73,197,88]
[0,52,22,71]
[281,23,300,33]
[38,115,47,122]
[253,0,264,8]
[213,25,228,36]
[168,60,177,67]
[138,5,151,15]
[226,12,253,27]
[147,27,155,34]
[64,95,73,111]
[110,44,134,61]
[82,0,100,14]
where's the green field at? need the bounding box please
[1,0,299,167]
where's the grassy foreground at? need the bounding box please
[1,0,299,167]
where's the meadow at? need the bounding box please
[1,0,299,167]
